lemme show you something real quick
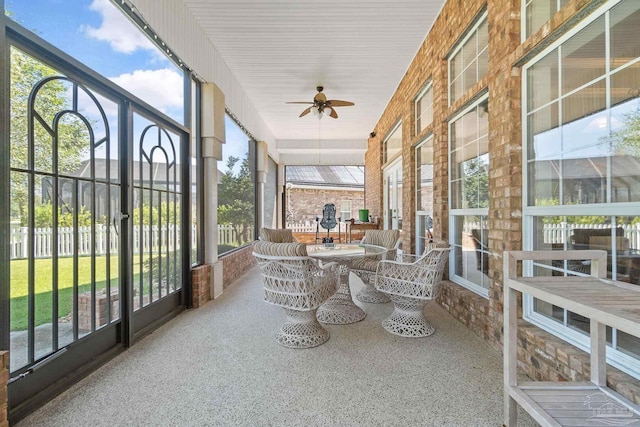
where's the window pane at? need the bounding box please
[452,215,489,289]
[528,102,560,162]
[462,33,478,73]
[527,49,559,111]
[416,84,433,134]
[561,16,606,95]
[526,0,557,39]
[416,139,434,213]
[610,1,640,71]
[618,331,640,360]
[561,80,606,134]
[384,124,402,161]
[611,62,640,108]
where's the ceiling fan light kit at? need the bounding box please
[287,86,354,119]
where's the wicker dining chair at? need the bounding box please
[374,243,451,337]
[253,241,338,348]
[351,229,401,303]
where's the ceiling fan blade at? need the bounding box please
[286,101,314,104]
[326,106,338,119]
[299,107,313,117]
[326,100,354,107]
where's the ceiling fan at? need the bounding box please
[286,86,354,119]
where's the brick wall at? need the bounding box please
[191,264,211,308]
[437,282,490,341]
[364,0,640,402]
[0,351,7,427]
[366,0,487,254]
[518,321,640,404]
[287,187,364,223]
[221,243,257,289]
[485,0,523,350]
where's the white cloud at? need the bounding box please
[110,68,183,114]
[83,0,156,54]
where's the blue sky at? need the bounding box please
[6,0,184,122]
[5,0,161,77]
[6,0,250,169]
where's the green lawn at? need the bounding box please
[10,256,139,331]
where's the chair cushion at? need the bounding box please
[351,258,379,272]
[254,241,308,257]
[365,230,400,249]
[260,228,297,243]
[363,230,400,262]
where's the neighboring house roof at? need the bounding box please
[286,165,364,188]
[71,158,196,185]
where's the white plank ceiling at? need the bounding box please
[182,0,446,146]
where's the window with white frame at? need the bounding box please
[448,12,488,106]
[415,82,433,135]
[448,96,490,296]
[415,136,434,256]
[523,0,569,40]
[339,200,352,221]
[383,121,402,164]
[523,0,640,378]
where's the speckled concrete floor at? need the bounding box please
[17,267,538,427]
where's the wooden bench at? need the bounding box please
[504,250,640,426]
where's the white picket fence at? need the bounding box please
[462,221,640,248]
[15,221,636,259]
[541,223,640,247]
[286,221,345,234]
[9,223,248,259]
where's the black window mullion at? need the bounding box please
[149,180,154,304]
[72,179,79,341]
[102,125,112,325]
[165,185,170,297]
[27,176,35,364]
[51,127,59,350]
[90,143,96,332]
[0,12,11,353]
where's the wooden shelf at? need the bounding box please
[504,250,640,426]
[346,222,379,242]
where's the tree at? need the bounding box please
[217,155,255,247]
[462,158,489,209]
[10,48,90,220]
[609,108,640,156]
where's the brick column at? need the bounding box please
[486,0,523,349]
[191,264,211,308]
[1,351,8,427]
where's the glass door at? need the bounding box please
[415,136,434,255]
[383,159,403,230]
[5,38,188,419]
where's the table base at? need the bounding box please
[317,267,365,324]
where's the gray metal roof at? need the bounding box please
[286,166,364,188]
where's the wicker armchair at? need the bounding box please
[374,244,452,337]
[253,242,338,348]
[351,230,401,303]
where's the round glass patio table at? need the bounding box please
[307,243,387,324]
